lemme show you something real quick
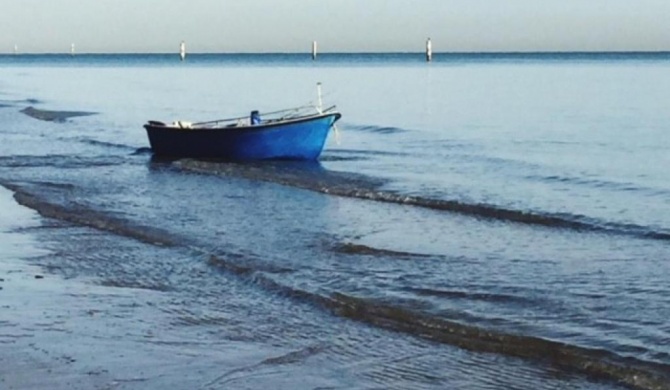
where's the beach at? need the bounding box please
[0,187,201,389]
[0,185,351,390]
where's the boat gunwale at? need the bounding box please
[144,111,341,132]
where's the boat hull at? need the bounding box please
[144,112,341,160]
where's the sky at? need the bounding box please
[1,0,669,54]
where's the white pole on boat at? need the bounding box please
[312,40,317,60]
[180,41,186,61]
[426,37,432,62]
[70,43,75,56]
[316,82,323,113]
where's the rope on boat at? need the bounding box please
[192,103,319,127]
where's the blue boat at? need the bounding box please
[143,107,341,160]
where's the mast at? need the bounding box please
[316,82,323,112]
[13,44,18,55]
[71,43,75,56]
[180,41,186,61]
[312,40,317,60]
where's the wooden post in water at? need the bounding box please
[426,37,432,62]
[312,40,317,60]
[180,41,186,61]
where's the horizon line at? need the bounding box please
[3,50,670,56]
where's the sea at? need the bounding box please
[0,52,669,389]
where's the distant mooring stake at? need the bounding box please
[312,40,317,60]
[426,37,432,62]
[180,41,186,61]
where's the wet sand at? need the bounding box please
[19,106,96,123]
[0,186,171,389]
[0,263,272,390]
[0,187,306,390]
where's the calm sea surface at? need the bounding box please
[1,53,669,389]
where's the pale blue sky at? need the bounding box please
[2,0,669,53]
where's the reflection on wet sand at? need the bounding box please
[20,106,96,123]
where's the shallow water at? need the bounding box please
[0,53,669,389]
